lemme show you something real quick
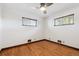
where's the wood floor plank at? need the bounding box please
[0,40,79,56]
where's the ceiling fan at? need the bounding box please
[35,3,53,14]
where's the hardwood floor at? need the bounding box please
[0,40,79,56]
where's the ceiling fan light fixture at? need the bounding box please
[40,6,47,11]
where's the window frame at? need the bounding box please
[54,14,74,26]
[22,17,37,27]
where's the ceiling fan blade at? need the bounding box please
[40,3,45,7]
[40,3,53,7]
[46,3,53,7]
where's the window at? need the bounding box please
[54,14,74,26]
[22,17,37,27]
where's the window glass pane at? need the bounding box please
[63,16,69,24]
[69,15,74,24]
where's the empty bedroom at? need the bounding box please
[0,3,79,56]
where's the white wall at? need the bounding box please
[2,4,44,48]
[46,7,79,48]
[1,3,79,49]
[0,4,2,50]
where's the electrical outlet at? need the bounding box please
[28,39,32,43]
[57,40,62,44]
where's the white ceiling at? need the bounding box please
[3,3,79,18]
